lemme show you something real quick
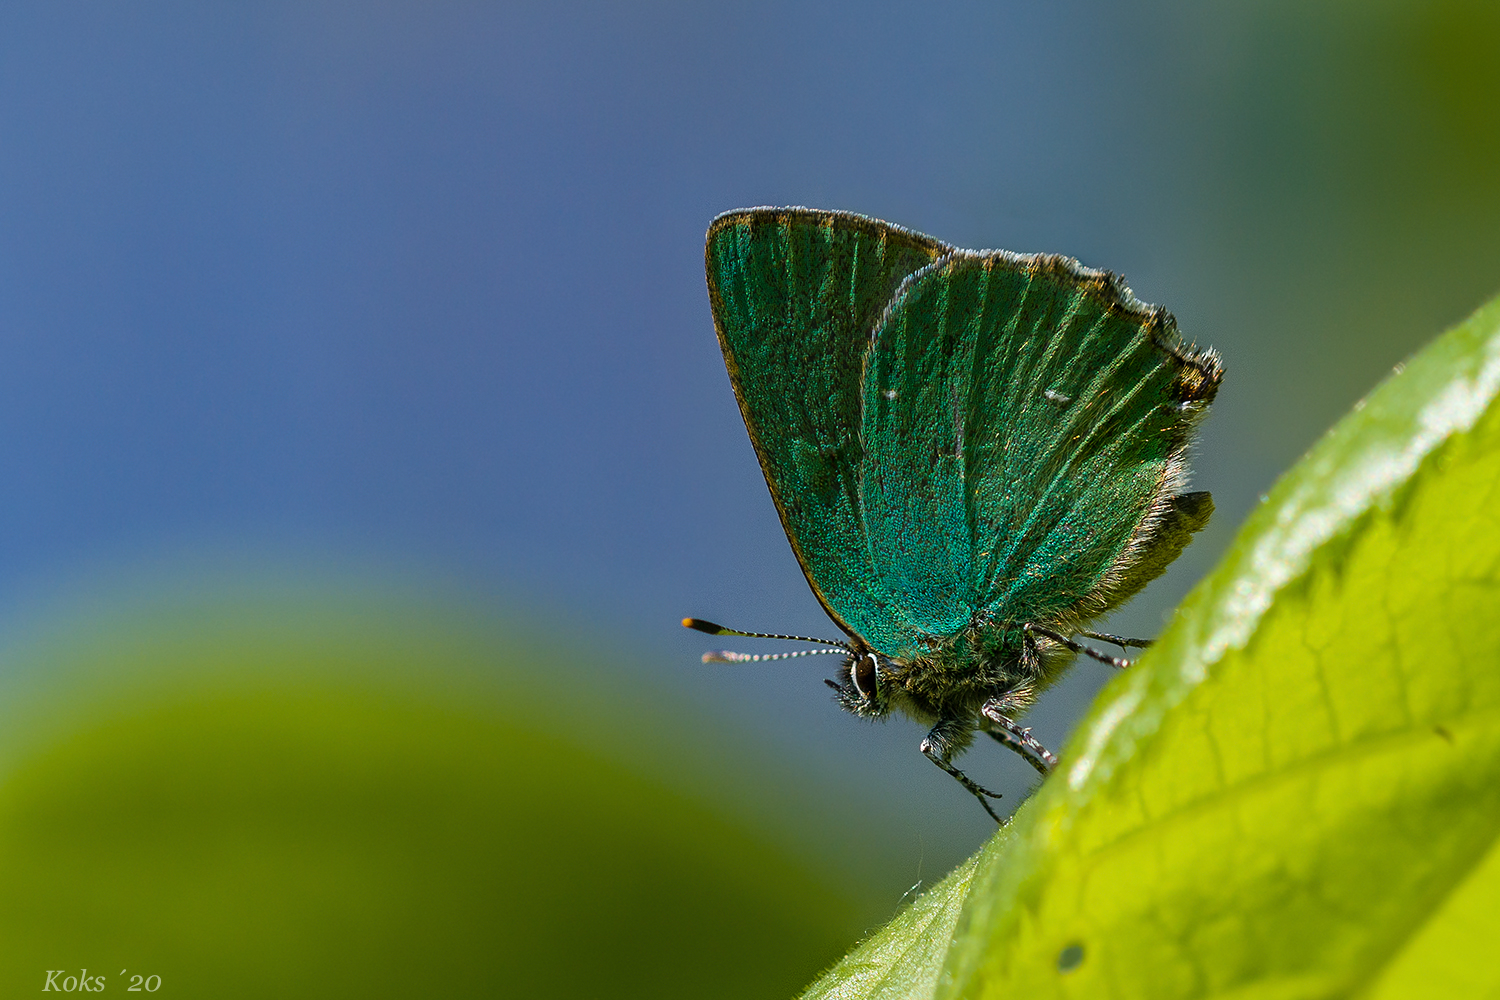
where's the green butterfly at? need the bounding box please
[686,208,1221,819]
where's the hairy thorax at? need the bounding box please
[881,623,1049,726]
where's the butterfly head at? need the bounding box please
[826,649,892,718]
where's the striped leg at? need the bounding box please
[920,718,1004,823]
[980,701,1058,777]
[1024,623,1132,669]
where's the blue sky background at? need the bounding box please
[2,1,1496,877]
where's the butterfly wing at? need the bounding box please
[705,208,947,645]
[859,251,1221,648]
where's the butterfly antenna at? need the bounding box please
[700,647,848,664]
[681,617,852,664]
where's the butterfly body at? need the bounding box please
[693,207,1221,816]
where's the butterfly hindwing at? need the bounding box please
[860,251,1220,646]
[705,208,948,641]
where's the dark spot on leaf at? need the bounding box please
[1435,725,1454,743]
[1057,943,1085,973]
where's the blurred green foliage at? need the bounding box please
[802,258,1500,997]
[1210,0,1500,211]
[0,595,869,997]
[1152,0,1500,495]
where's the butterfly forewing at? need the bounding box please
[705,209,947,641]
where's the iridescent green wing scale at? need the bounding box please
[705,208,947,644]
[859,251,1221,651]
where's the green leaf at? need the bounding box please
[800,855,980,1000]
[803,291,1500,999]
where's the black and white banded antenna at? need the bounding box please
[681,617,851,664]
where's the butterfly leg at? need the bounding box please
[919,719,1004,823]
[1080,631,1153,657]
[980,701,1058,777]
[1025,623,1131,669]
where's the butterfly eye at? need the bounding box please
[851,653,879,703]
